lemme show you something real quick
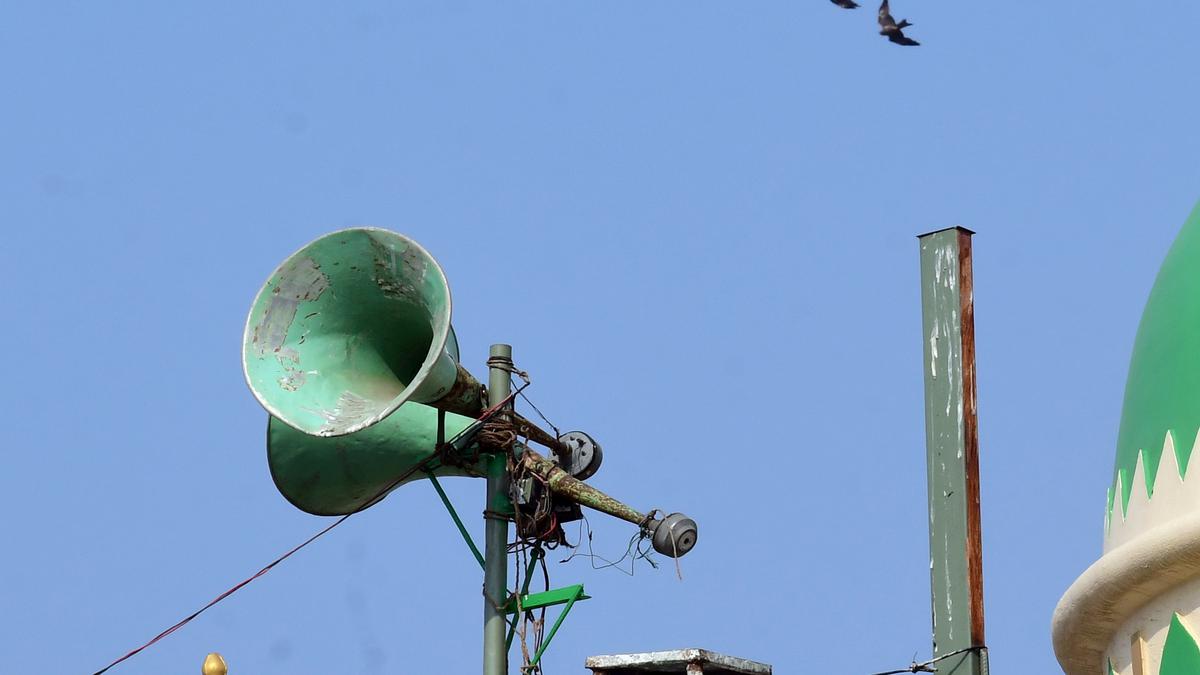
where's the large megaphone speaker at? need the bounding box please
[243,227,697,557]
[242,228,483,438]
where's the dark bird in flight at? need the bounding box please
[830,0,860,8]
[878,0,919,46]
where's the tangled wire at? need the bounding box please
[869,645,988,675]
[470,362,666,673]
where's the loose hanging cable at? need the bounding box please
[92,512,359,675]
[510,385,670,583]
[513,377,561,439]
[91,390,521,675]
[559,512,658,576]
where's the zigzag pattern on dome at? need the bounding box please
[1105,429,1200,551]
[1111,425,1200,519]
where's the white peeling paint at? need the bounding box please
[316,390,376,436]
[930,322,940,378]
[251,256,329,357]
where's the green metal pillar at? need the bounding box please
[483,344,512,675]
[918,228,988,675]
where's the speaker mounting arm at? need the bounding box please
[511,415,603,480]
[518,446,698,558]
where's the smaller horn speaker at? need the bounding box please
[268,402,484,515]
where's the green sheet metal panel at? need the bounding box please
[918,228,987,675]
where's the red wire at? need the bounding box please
[93,514,352,674]
[92,389,521,675]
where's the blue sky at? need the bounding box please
[3,2,1199,673]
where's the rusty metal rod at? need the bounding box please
[511,413,569,456]
[519,446,647,527]
[432,363,486,418]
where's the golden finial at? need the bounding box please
[202,652,228,675]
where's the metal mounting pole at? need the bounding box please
[483,344,513,675]
[918,228,988,675]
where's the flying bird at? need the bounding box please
[877,0,919,46]
[830,0,860,8]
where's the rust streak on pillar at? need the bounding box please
[958,231,986,649]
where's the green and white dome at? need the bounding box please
[1055,204,1200,675]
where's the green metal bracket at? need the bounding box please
[425,471,485,569]
[506,548,544,650]
[504,584,591,613]
[504,584,590,670]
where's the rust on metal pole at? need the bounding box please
[959,232,986,652]
[433,362,486,418]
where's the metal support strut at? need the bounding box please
[483,344,513,675]
[427,472,485,569]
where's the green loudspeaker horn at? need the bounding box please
[268,401,483,515]
[244,228,697,558]
[242,228,483,437]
